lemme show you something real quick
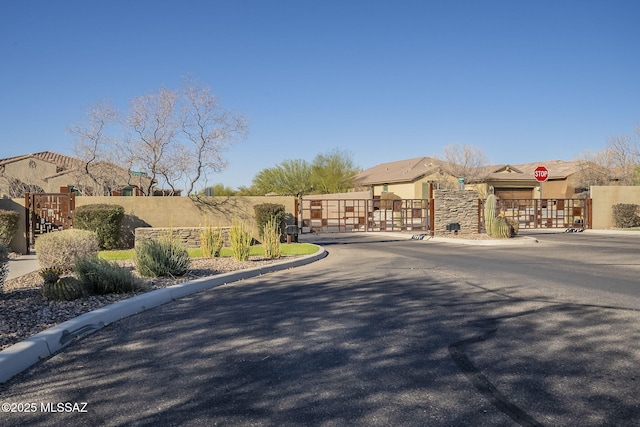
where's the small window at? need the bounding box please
[122,187,134,196]
[383,184,388,192]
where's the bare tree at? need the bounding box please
[575,131,640,188]
[71,80,247,196]
[125,87,179,196]
[439,144,490,184]
[178,77,248,196]
[69,101,122,195]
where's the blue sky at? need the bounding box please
[1,0,639,190]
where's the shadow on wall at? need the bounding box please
[0,198,28,254]
[119,214,151,249]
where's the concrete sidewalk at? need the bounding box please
[7,254,39,280]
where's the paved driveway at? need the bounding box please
[1,232,640,426]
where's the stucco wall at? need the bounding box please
[2,158,57,195]
[373,182,415,199]
[0,196,296,254]
[590,186,640,229]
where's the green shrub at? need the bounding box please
[612,204,640,228]
[39,267,63,284]
[41,276,85,301]
[200,226,224,258]
[34,229,99,272]
[75,256,138,295]
[229,219,252,261]
[254,203,285,239]
[262,217,281,259]
[0,209,20,246]
[73,204,125,250]
[135,238,190,278]
[0,244,8,293]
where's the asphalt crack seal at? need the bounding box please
[449,328,543,427]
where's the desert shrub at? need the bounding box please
[0,209,20,246]
[254,203,285,239]
[73,204,125,250]
[41,277,85,301]
[612,204,640,228]
[34,229,99,272]
[229,218,252,261]
[0,244,8,293]
[75,256,138,295]
[135,238,190,278]
[39,267,63,284]
[262,217,281,259]
[200,226,224,258]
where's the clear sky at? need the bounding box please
[2,0,639,190]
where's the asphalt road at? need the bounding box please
[1,231,639,426]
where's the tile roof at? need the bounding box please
[483,160,584,181]
[0,151,82,171]
[355,156,451,185]
[356,157,586,185]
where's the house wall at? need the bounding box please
[373,182,415,199]
[372,173,458,199]
[2,158,58,194]
[590,186,640,229]
[0,195,296,254]
[539,180,573,198]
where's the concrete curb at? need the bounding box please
[0,247,327,383]
[369,232,539,246]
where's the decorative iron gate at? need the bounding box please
[489,198,591,230]
[25,192,75,252]
[300,198,431,233]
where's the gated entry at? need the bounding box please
[492,198,591,229]
[25,192,75,252]
[300,198,430,233]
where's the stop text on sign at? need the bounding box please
[534,166,549,182]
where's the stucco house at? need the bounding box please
[0,151,155,198]
[353,157,459,200]
[354,157,589,200]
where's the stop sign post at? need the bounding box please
[534,165,548,199]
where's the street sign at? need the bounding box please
[534,165,549,182]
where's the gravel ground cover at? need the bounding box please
[0,256,286,351]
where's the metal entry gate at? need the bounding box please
[492,198,591,229]
[25,192,75,252]
[300,198,430,233]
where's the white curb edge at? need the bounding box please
[0,247,327,383]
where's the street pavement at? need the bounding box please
[1,231,639,426]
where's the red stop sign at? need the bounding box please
[534,165,549,182]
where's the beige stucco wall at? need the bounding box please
[2,158,58,195]
[0,198,28,254]
[0,195,296,254]
[590,186,640,229]
[372,173,459,199]
[373,182,416,199]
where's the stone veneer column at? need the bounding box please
[432,189,480,235]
